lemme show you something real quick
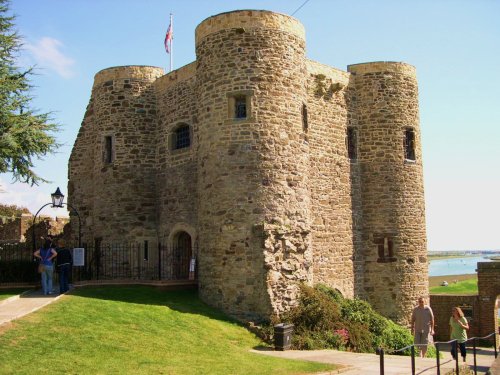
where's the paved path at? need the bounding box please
[252,347,497,374]
[0,288,62,327]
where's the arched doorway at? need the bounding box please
[173,231,192,279]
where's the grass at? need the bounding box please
[0,288,29,301]
[430,277,478,295]
[428,274,477,288]
[0,285,335,375]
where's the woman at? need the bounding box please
[449,306,469,362]
[34,239,57,295]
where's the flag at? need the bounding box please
[164,22,172,54]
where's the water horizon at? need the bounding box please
[428,256,495,277]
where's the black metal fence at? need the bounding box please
[0,243,39,284]
[0,242,197,285]
[377,332,499,375]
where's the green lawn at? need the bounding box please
[0,288,28,301]
[430,278,478,295]
[0,286,335,375]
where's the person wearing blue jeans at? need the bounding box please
[56,239,72,293]
[34,239,57,295]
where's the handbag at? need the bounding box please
[38,263,45,273]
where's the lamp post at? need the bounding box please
[32,187,82,251]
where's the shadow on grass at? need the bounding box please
[67,284,239,324]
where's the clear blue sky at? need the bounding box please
[1,0,499,251]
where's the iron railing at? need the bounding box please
[377,332,499,375]
[0,242,197,285]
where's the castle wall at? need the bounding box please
[68,10,430,325]
[68,96,96,244]
[305,60,356,298]
[155,63,198,242]
[72,66,164,243]
[348,62,428,324]
[195,10,312,320]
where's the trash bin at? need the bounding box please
[274,323,294,351]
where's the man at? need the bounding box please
[55,239,72,294]
[411,296,435,357]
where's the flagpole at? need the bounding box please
[170,13,173,72]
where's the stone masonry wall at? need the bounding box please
[305,60,356,298]
[0,214,69,244]
[68,95,96,244]
[195,10,311,320]
[68,10,431,325]
[70,66,164,244]
[348,62,428,325]
[155,63,198,244]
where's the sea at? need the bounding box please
[429,256,500,317]
[428,256,495,277]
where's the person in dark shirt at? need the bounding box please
[56,239,72,294]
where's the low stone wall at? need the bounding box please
[430,294,480,341]
[0,214,69,244]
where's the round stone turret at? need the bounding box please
[195,10,312,319]
[73,65,164,242]
[348,61,428,324]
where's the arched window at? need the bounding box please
[172,124,191,150]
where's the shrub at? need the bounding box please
[274,284,413,354]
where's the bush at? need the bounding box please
[275,284,413,354]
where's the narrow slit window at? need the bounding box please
[404,128,416,161]
[234,96,247,119]
[346,127,357,160]
[375,235,396,263]
[104,136,114,164]
[144,240,149,261]
[302,104,308,132]
[174,125,190,150]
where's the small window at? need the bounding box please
[234,96,247,119]
[346,127,357,160]
[374,235,396,263]
[302,104,308,132]
[404,128,416,161]
[173,125,190,150]
[104,135,114,164]
[227,91,253,122]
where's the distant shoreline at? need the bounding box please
[428,273,477,288]
[427,254,480,260]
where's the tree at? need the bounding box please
[0,0,59,185]
[0,202,30,218]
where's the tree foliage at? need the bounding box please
[0,0,59,185]
[0,202,30,217]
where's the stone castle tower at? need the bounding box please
[69,10,428,324]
